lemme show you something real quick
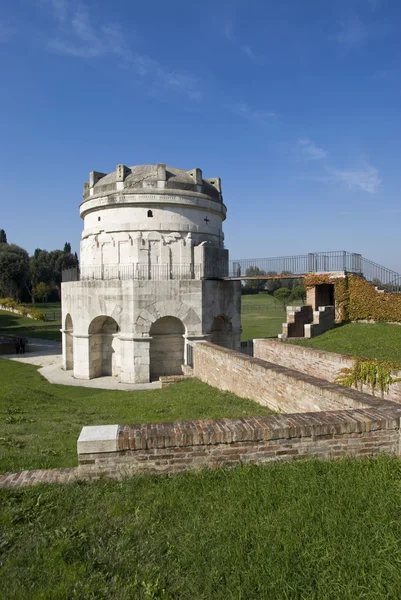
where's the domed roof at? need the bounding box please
[87,164,222,202]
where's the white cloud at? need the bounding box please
[327,164,381,194]
[298,138,328,160]
[43,3,202,100]
[40,0,68,22]
[229,102,276,124]
[240,45,256,60]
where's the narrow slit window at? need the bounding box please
[147,210,153,217]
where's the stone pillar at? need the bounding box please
[306,286,317,310]
[119,334,136,383]
[73,334,91,380]
[61,329,68,370]
[133,337,151,383]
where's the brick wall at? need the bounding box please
[192,342,394,413]
[77,407,401,480]
[253,339,401,403]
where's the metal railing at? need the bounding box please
[62,262,229,282]
[62,251,401,292]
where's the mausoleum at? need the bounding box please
[61,163,241,383]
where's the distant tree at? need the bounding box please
[273,287,292,308]
[244,266,266,292]
[0,229,7,244]
[265,271,281,294]
[0,243,29,299]
[290,284,306,304]
[63,242,71,253]
[33,282,52,303]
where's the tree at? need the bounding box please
[63,242,71,253]
[290,284,306,303]
[273,287,292,308]
[243,266,266,292]
[33,282,52,303]
[0,243,29,299]
[0,229,7,244]
[265,271,281,294]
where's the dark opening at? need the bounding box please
[147,210,153,217]
[315,284,335,309]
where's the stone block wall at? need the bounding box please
[192,342,394,413]
[304,306,335,338]
[77,407,401,480]
[253,339,401,403]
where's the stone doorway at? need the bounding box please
[88,316,119,378]
[149,317,185,380]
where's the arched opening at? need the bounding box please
[88,316,119,378]
[149,316,185,380]
[147,209,153,217]
[65,313,74,370]
[211,315,233,349]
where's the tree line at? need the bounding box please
[243,266,306,306]
[0,229,78,303]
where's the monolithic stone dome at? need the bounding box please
[83,164,222,202]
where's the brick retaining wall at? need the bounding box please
[254,339,401,403]
[192,342,394,413]
[77,407,401,480]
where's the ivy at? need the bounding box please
[335,358,401,397]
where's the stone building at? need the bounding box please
[61,163,241,383]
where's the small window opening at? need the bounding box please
[147,210,153,217]
[98,216,101,221]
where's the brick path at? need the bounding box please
[0,468,80,489]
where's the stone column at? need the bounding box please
[73,334,91,380]
[120,335,151,383]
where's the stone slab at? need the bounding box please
[78,425,119,454]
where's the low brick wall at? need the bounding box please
[254,339,401,403]
[192,342,394,414]
[77,407,401,480]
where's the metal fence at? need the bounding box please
[62,251,401,292]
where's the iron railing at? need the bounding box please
[62,251,401,292]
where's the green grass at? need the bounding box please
[0,358,273,473]
[241,293,287,340]
[2,456,401,599]
[288,322,401,363]
[0,310,61,341]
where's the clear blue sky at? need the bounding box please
[1,0,400,270]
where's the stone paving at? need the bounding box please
[1,336,161,391]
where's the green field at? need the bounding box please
[288,322,401,363]
[2,456,401,599]
[0,307,61,341]
[241,293,287,340]
[0,358,273,473]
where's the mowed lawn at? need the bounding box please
[2,456,401,599]
[288,322,401,363]
[241,293,287,340]
[0,358,274,473]
[0,308,61,341]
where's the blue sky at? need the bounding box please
[1,0,400,270]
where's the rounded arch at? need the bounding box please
[211,314,233,349]
[88,315,119,378]
[149,316,185,381]
[64,313,74,371]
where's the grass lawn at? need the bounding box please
[288,322,401,363]
[0,358,273,473]
[2,456,401,599]
[0,310,61,341]
[241,293,287,340]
